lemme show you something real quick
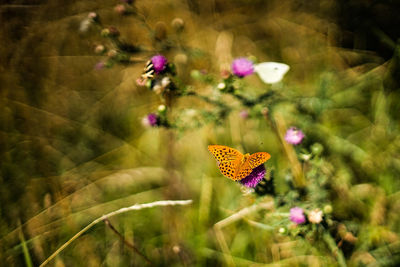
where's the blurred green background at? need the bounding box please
[1,0,400,266]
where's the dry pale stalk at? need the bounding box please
[40,199,193,267]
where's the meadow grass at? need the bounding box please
[1,0,400,266]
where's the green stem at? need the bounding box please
[323,232,347,267]
[232,91,274,107]
[18,222,33,267]
[104,218,152,265]
[184,91,229,109]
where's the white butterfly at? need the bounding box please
[254,62,290,84]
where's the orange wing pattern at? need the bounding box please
[208,145,271,181]
[247,152,271,168]
[208,145,243,180]
[208,145,243,163]
[235,163,254,180]
[218,162,237,180]
[235,152,270,180]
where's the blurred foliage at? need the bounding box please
[1,0,400,266]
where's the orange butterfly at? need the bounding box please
[208,145,271,181]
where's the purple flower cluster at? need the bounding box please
[231,58,254,77]
[239,110,249,119]
[290,207,306,224]
[240,164,266,188]
[142,113,159,127]
[147,113,158,126]
[284,127,305,145]
[94,62,106,70]
[151,54,168,74]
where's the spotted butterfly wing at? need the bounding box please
[208,145,243,180]
[235,152,271,180]
[208,145,271,181]
[217,162,238,180]
[247,152,271,168]
[235,163,254,180]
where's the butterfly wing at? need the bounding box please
[208,145,243,163]
[208,145,244,181]
[141,60,155,80]
[247,152,271,168]
[235,163,254,180]
[236,152,271,180]
[217,161,238,180]
[254,62,289,84]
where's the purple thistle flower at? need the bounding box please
[290,207,306,224]
[284,127,305,145]
[240,164,266,188]
[147,113,158,126]
[231,58,254,78]
[142,113,158,127]
[151,54,168,74]
[94,62,105,70]
[239,110,249,119]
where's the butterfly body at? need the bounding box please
[208,145,270,181]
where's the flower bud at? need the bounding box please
[158,104,166,113]
[88,12,98,20]
[308,209,323,224]
[107,49,118,58]
[153,84,163,94]
[323,205,332,214]
[217,82,226,90]
[114,4,126,15]
[190,70,201,80]
[136,78,146,87]
[94,62,105,70]
[171,18,184,32]
[108,26,120,37]
[311,143,324,156]
[240,110,249,119]
[161,77,171,88]
[101,28,110,37]
[220,69,231,79]
[94,45,105,54]
[172,245,180,254]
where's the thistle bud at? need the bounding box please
[158,104,166,113]
[171,18,184,32]
[88,12,98,20]
[114,4,126,15]
[107,49,118,58]
[217,82,226,90]
[94,45,105,54]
